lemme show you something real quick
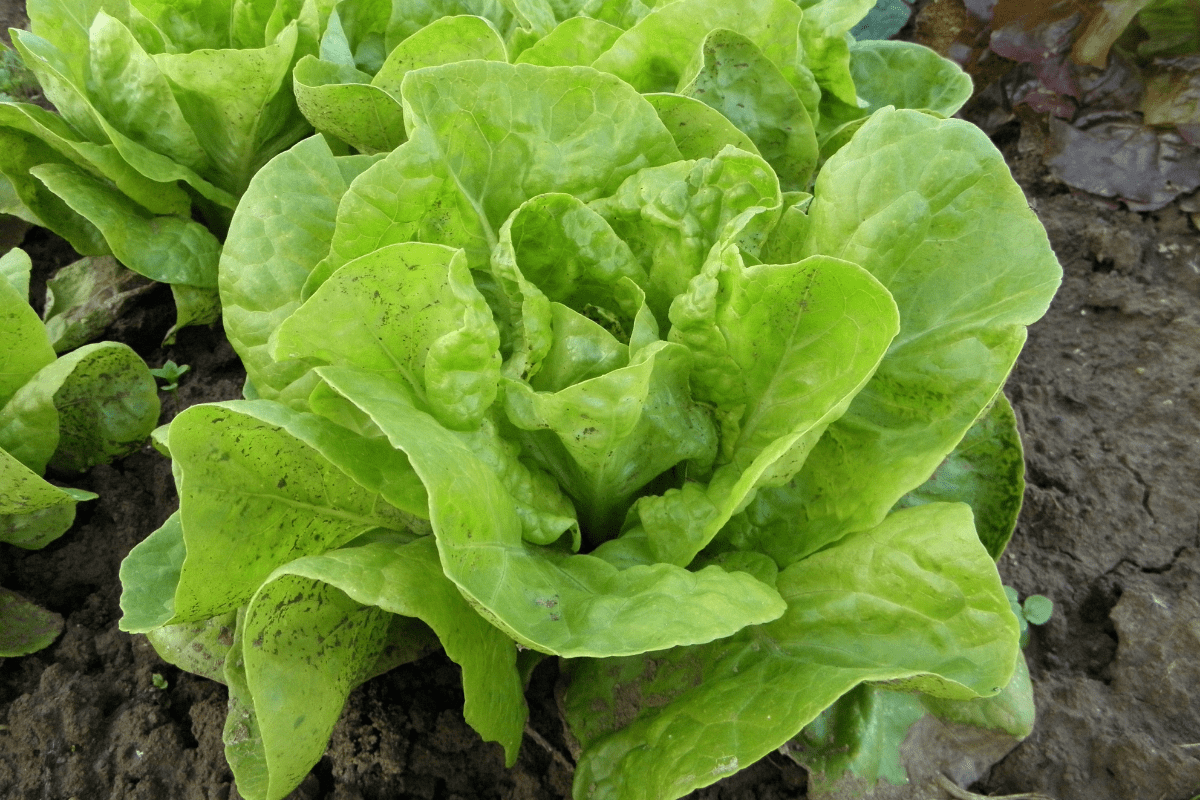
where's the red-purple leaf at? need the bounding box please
[1047,113,1200,210]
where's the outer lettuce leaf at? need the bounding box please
[163,401,425,624]
[819,40,974,150]
[31,163,220,288]
[42,255,155,354]
[0,267,55,408]
[240,572,393,800]
[793,656,1035,798]
[0,341,160,474]
[0,101,192,216]
[731,108,1061,565]
[166,284,222,344]
[146,610,239,685]
[119,510,188,632]
[564,503,1020,800]
[315,365,786,657]
[793,683,927,794]
[0,446,91,550]
[222,607,270,799]
[319,61,682,277]
[259,535,527,767]
[0,585,64,657]
[0,247,31,299]
[0,125,110,255]
[895,391,1025,560]
[848,40,974,119]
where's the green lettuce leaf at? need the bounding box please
[85,11,209,172]
[591,0,806,95]
[0,341,160,474]
[731,108,1061,565]
[42,255,155,353]
[515,16,623,66]
[255,535,527,767]
[503,334,717,540]
[0,585,64,657]
[793,655,1035,798]
[292,54,406,153]
[894,391,1026,560]
[319,60,682,277]
[643,93,763,161]
[273,241,501,431]
[0,263,55,408]
[0,446,92,550]
[678,28,818,191]
[220,134,383,405]
[152,21,308,196]
[315,365,786,657]
[565,503,1019,800]
[31,162,220,288]
[636,247,898,567]
[240,572,393,800]
[587,145,781,321]
[163,401,426,624]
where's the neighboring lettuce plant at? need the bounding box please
[0,0,331,337]
[117,2,1061,799]
[973,0,1200,210]
[0,246,159,656]
[290,0,972,188]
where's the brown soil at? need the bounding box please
[2,8,1199,800]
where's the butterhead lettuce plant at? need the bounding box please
[1,246,159,656]
[117,2,1062,798]
[0,0,332,336]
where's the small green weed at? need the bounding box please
[149,360,190,394]
[1005,587,1054,648]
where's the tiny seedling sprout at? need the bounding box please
[149,360,190,394]
[1004,586,1054,648]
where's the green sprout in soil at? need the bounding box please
[151,673,168,690]
[149,360,190,394]
[1005,587,1054,648]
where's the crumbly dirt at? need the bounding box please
[1,7,1198,800]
